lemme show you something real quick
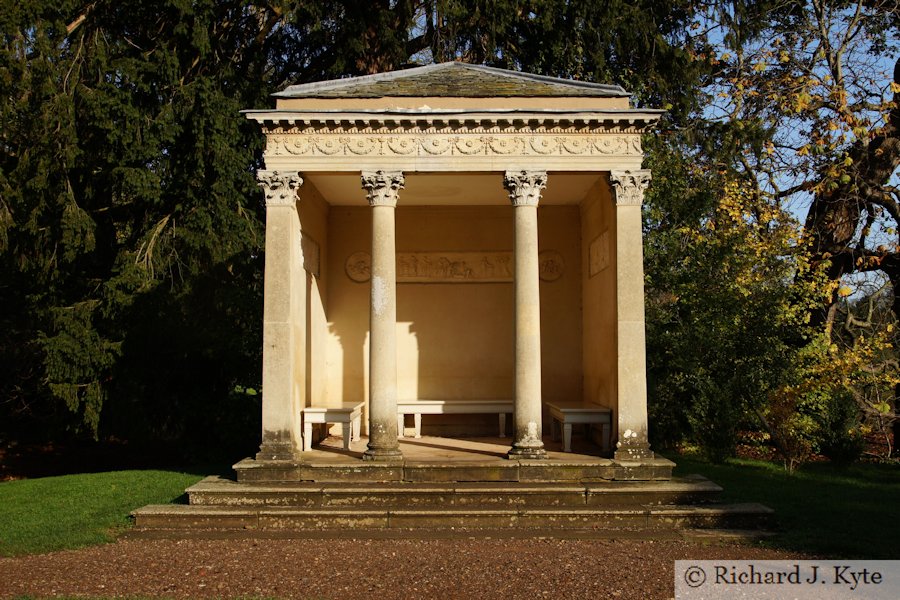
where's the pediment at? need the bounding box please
[275,62,629,99]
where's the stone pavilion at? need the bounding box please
[131,64,774,536]
[246,62,662,467]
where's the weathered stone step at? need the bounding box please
[233,456,675,483]
[122,526,775,542]
[187,475,722,508]
[132,502,773,532]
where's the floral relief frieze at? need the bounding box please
[265,133,642,158]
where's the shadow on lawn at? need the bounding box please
[669,452,900,559]
[0,439,234,481]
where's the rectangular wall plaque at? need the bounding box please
[398,252,513,283]
[589,231,609,277]
[300,232,320,277]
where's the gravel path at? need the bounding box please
[1,537,801,599]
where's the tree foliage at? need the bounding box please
[644,0,900,463]
[0,0,274,453]
[0,1,707,456]
[4,0,893,465]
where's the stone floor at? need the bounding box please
[308,433,608,464]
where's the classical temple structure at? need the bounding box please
[132,63,773,536]
[247,62,661,465]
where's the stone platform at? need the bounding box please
[234,435,674,483]
[131,436,774,539]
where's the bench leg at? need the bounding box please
[353,414,361,442]
[499,413,506,438]
[342,422,351,451]
[601,423,611,453]
[303,421,313,452]
[551,418,560,442]
[563,423,573,453]
[397,414,405,439]
[414,413,422,438]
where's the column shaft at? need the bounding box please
[362,170,404,461]
[257,170,304,460]
[610,170,654,460]
[505,170,548,459]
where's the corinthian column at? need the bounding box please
[257,170,304,460]
[504,170,548,459]
[609,170,654,460]
[361,170,404,461]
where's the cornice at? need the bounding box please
[244,109,662,133]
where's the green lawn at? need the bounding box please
[0,469,205,556]
[671,454,900,558]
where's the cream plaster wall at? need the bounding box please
[289,200,306,448]
[538,205,583,406]
[396,206,516,402]
[324,202,582,435]
[297,180,329,408]
[325,206,371,412]
[581,178,617,414]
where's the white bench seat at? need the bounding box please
[396,399,513,439]
[302,401,363,451]
[546,400,612,453]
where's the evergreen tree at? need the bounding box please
[1,1,706,457]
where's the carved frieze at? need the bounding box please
[398,252,513,282]
[345,250,565,283]
[266,133,642,159]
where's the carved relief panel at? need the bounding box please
[345,251,565,283]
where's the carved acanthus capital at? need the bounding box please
[504,170,547,207]
[361,170,405,207]
[609,170,651,206]
[258,170,303,208]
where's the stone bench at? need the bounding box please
[302,401,363,451]
[397,399,514,439]
[546,400,612,453]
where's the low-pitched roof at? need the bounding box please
[274,62,630,99]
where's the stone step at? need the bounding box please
[187,475,722,508]
[131,502,773,532]
[232,456,675,484]
[122,526,775,542]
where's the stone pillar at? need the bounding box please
[610,170,655,460]
[361,170,404,461]
[257,170,304,460]
[504,170,548,459]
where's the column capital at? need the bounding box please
[361,170,405,207]
[258,170,303,208]
[609,170,651,206]
[504,170,547,207]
